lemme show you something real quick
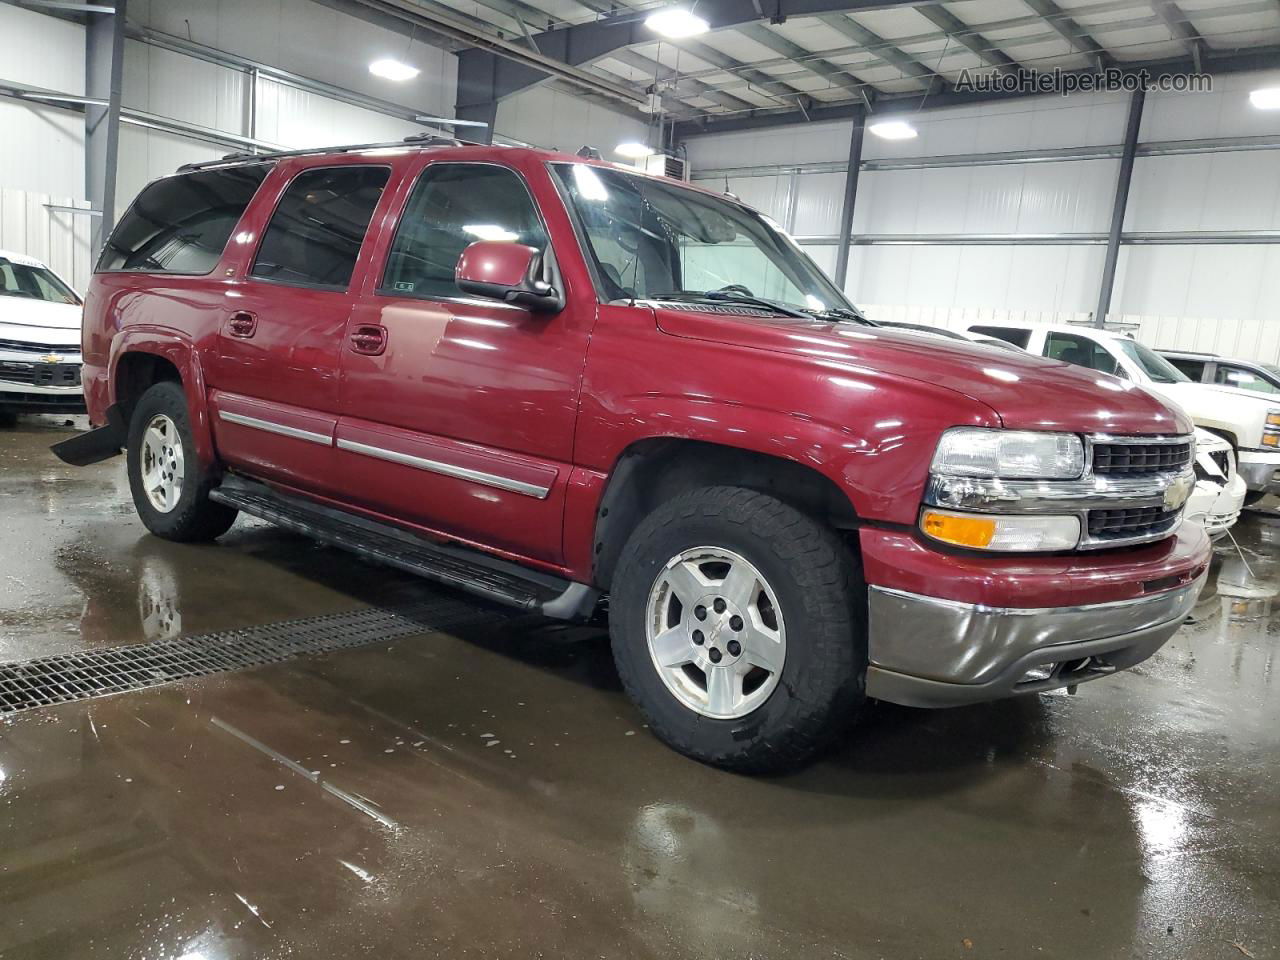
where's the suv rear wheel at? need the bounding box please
[610,486,866,773]
[126,382,237,541]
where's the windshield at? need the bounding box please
[552,163,853,315]
[0,258,81,305]
[1116,338,1189,384]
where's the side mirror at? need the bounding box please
[455,241,564,313]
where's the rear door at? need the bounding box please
[334,158,595,565]
[207,160,394,494]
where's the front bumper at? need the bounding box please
[1236,450,1280,495]
[865,571,1206,707]
[0,355,85,413]
[1186,474,1246,539]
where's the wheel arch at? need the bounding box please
[110,329,216,466]
[590,437,861,591]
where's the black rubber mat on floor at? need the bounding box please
[0,597,502,714]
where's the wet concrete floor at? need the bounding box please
[1,417,1278,959]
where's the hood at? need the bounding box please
[0,297,83,334]
[654,308,1191,435]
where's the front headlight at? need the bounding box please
[921,508,1081,551]
[1264,409,1280,447]
[931,427,1084,480]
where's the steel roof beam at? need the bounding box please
[817,13,948,92]
[915,4,1021,76]
[1020,0,1112,68]
[673,46,1280,137]
[1150,0,1207,70]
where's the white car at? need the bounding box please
[968,322,1280,505]
[1186,428,1246,539]
[0,249,85,419]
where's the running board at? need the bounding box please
[209,476,599,621]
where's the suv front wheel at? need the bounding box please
[126,381,238,542]
[610,486,866,773]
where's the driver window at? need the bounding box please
[382,164,548,300]
[1215,365,1280,394]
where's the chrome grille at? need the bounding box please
[0,361,81,387]
[1092,440,1192,475]
[0,338,81,354]
[1087,506,1180,541]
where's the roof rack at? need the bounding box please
[175,132,482,174]
[1155,348,1214,356]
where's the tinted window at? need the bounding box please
[969,325,1031,349]
[1215,364,1280,394]
[1166,356,1206,380]
[252,166,390,290]
[1044,333,1119,376]
[99,165,270,274]
[382,164,547,300]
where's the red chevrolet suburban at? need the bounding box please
[56,138,1211,771]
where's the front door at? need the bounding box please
[334,160,594,565]
[208,161,392,494]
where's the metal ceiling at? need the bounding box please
[332,0,1280,139]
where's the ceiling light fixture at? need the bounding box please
[644,7,710,38]
[1249,87,1280,110]
[868,119,918,140]
[615,141,656,158]
[369,58,420,82]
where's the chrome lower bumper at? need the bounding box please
[1236,454,1280,495]
[864,572,1206,708]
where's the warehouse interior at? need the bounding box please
[2,0,1279,957]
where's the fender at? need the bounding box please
[108,326,218,468]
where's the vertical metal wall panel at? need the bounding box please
[130,0,456,119]
[1127,153,1280,233]
[114,126,221,219]
[722,175,792,226]
[0,5,87,200]
[1143,72,1280,141]
[791,172,845,237]
[492,85,650,153]
[0,190,94,291]
[684,120,850,172]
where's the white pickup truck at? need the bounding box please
[967,322,1280,505]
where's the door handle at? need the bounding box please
[226,311,258,338]
[349,324,388,356]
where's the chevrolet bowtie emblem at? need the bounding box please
[41,354,63,364]
[1163,474,1193,511]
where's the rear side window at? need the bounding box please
[381,163,547,301]
[969,325,1031,349]
[1166,356,1205,380]
[98,165,270,274]
[252,166,390,290]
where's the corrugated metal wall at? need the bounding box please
[0,190,94,292]
[686,73,1280,361]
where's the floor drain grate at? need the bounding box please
[0,596,503,715]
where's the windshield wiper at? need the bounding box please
[652,290,811,319]
[809,305,876,326]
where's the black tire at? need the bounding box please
[1243,489,1268,507]
[126,381,238,542]
[609,486,866,774]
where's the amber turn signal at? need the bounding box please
[921,509,997,548]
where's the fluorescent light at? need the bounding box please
[645,7,709,38]
[868,120,918,140]
[416,115,490,128]
[369,58,420,82]
[463,224,518,242]
[1249,87,1280,110]
[615,141,655,158]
